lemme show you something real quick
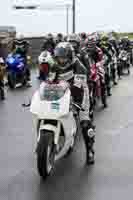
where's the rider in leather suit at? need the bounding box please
[49,42,95,165]
[86,34,108,109]
[12,34,31,84]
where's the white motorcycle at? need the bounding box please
[30,75,87,180]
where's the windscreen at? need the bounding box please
[40,84,66,101]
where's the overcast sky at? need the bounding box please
[1,0,133,36]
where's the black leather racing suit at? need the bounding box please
[49,56,95,163]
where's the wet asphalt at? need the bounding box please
[1,69,133,200]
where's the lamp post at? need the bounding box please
[72,0,76,33]
[13,3,72,35]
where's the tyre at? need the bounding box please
[36,131,55,180]
[8,72,16,89]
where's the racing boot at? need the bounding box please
[81,120,95,165]
[107,86,112,97]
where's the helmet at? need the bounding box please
[67,33,80,43]
[16,33,24,40]
[67,34,80,52]
[47,33,53,40]
[101,33,109,41]
[57,33,63,39]
[56,33,64,43]
[42,34,55,51]
[86,34,97,50]
[54,42,74,66]
[80,32,87,40]
[38,51,50,64]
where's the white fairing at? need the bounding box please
[38,51,51,64]
[30,82,71,119]
[30,81,77,161]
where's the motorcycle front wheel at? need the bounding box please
[36,131,55,180]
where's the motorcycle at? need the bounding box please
[118,50,130,75]
[103,54,112,96]
[6,54,28,89]
[89,59,107,113]
[30,75,87,180]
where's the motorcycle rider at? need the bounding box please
[109,36,119,56]
[38,34,56,79]
[86,34,108,109]
[48,42,95,165]
[12,33,31,85]
[108,36,119,82]
[120,36,131,51]
[80,32,87,48]
[120,36,132,72]
[67,33,94,119]
[100,34,118,85]
[56,33,64,44]
[41,33,56,55]
[67,34,90,75]
[98,36,112,96]
[38,51,55,81]
[0,57,6,100]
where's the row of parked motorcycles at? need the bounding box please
[0,47,130,93]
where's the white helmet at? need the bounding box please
[16,33,24,40]
[38,51,54,66]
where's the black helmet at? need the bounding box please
[56,33,64,43]
[42,34,55,51]
[81,32,87,40]
[57,33,63,39]
[41,36,50,50]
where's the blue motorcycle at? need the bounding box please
[6,54,28,89]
